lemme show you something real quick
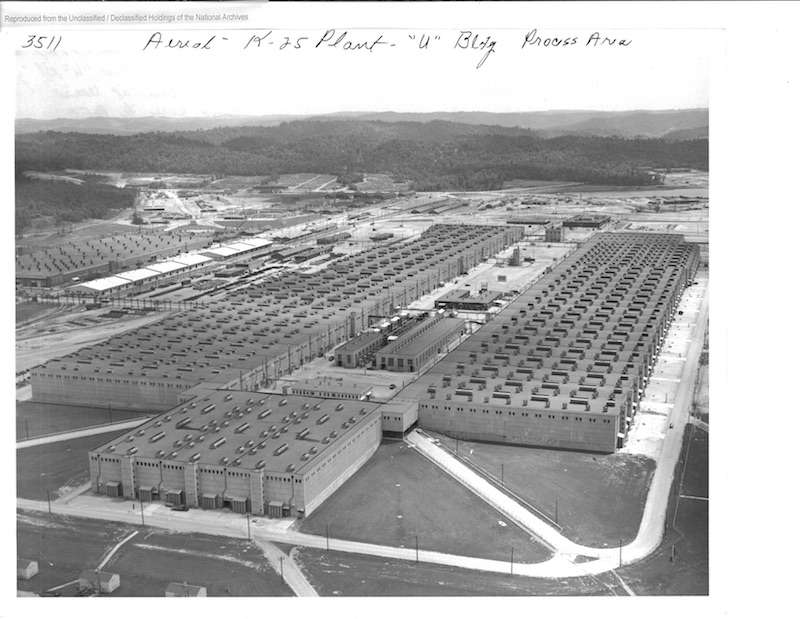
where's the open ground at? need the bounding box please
[16,401,155,441]
[17,430,124,501]
[289,419,708,596]
[17,512,292,596]
[299,441,552,564]
[428,432,655,547]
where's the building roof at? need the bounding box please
[436,289,503,305]
[173,253,213,267]
[72,275,131,292]
[290,377,373,397]
[90,389,382,477]
[166,583,206,596]
[201,246,240,258]
[337,331,384,353]
[379,317,464,357]
[79,569,117,583]
[118,268,159,283]
[144,261,186,275]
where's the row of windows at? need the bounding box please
[38,374,183,389]
[423,404,613,424]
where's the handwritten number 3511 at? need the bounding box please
[22,35,62,50]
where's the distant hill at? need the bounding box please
[329,109,709,139]
[16,109,708,139]
[14,115,304,135]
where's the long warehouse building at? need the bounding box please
[418,232,700,453]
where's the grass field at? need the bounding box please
[620,425,708,595]
[17,430,124,500]
[293,547,615,596]
[430,432,655,547]
[16,512,293,597]
[300,441,552,564]
[293,425,709,597]
[16,222,137,250]
[104,530,293,596]
[16,401,153,441]
[680,426,709,499]
[17,511,132,595]
[16,302,60,326]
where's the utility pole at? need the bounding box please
[415,535,419,564]
[619,539,623,567]
[326,524,329,550]
[140,498,145,526]
[246,512,251,540]
[279,556,284,583]
[510,547,514,575]
[501,464,504,487]
[555,499,558,525]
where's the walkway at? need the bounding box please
[16,419,150,450]
[253,539,318,597]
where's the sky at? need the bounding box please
[12,25,711,119]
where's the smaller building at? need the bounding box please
[375,315,464,373]
[380,399,419,436]
[165,582,207,597]
[335,332,385,368]
[563,215,611,229]
[79,570,120,594]
[288,378,373,401]
[545,225,565,243]
[17,559,38,580]
[436,289,503,312]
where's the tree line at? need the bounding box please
[16,119,708,196]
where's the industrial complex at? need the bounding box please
[19,186,703,524]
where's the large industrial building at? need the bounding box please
[15,231,213,288]
[32,224,523,410]
[89,388,383,518]
[418,233,700,453]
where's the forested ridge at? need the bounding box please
[16,118,708,192]
[15,166,136,234]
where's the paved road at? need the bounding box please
[252,539,318,597]
[16,418,150,450]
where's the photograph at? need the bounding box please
[4,0,735,610]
